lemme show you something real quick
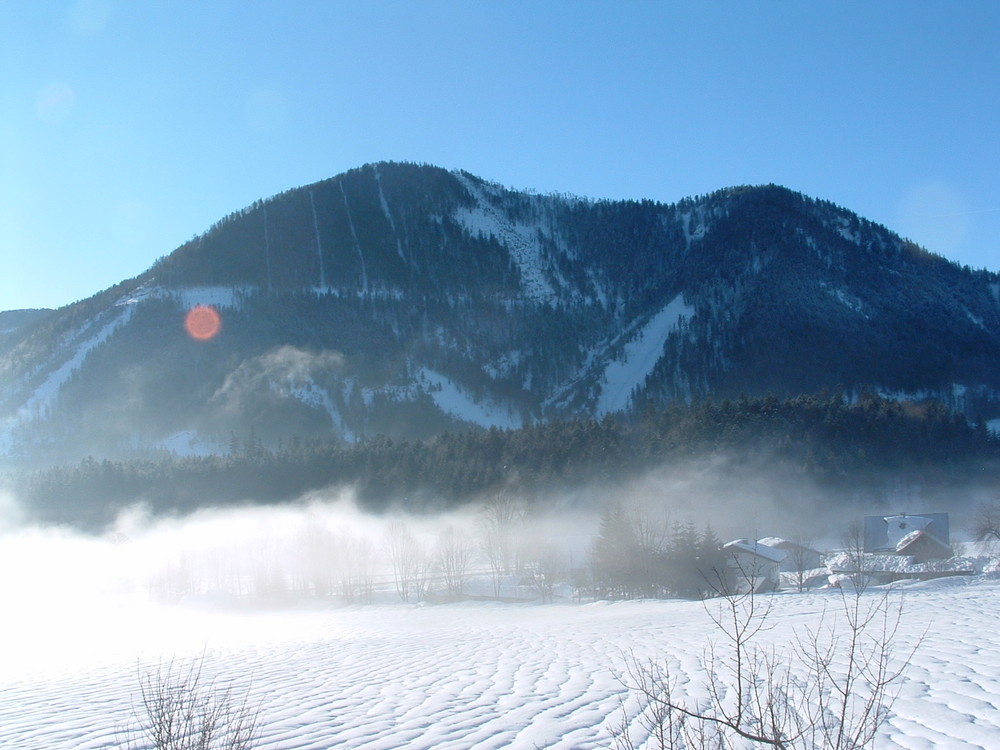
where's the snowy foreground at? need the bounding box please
[3,577,1000,749]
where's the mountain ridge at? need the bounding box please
[2,162,999,467]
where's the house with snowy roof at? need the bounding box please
[826,512,968,584]
[723,539,786,594]
[863,513,951,562]
[756,537,824,573]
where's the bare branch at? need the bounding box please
[122,653,261,750]
[615,569,916,749]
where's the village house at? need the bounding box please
[756,537,824,572]
[826,511,970,584]
[722,539,786,593]
[863,512,952,562]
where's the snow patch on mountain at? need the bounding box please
[290,379,355,440]
[420,368,522,429]
[484,351,522,380]
[453,174,557,306]
[0,306,134,452]
[596,295,694,415]
[290,381,334,416]
[824,285,867,316]
[340,182,369,293]
[111,283,249,312]
[171,286,249,311]
[114,281,156,307]
[374,165,405,262]
[966,309,987,330]
[158,430,221,458]
[833,215,861,244]
[23,308,133,417]
[680,210,707,251]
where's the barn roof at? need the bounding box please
[724,539,787,563]
[757,537,821,555]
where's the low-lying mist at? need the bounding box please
[0,451,989,682]
[3,452,984,611]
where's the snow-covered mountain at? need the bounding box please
[3,162,999,465]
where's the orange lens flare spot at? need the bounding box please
[184,305,222,341]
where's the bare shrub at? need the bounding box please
[972,499,1000,550]
[477,491,526,599]
[122,655,260,750]
[839,520,869,592]
[385,519,423,602]
[336,532,376,604]
[436,525,474,599]
[521,537,566,603]
[616,576,916,749]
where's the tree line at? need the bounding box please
[8,390,998,531]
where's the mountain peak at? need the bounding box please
[2,166,997,466]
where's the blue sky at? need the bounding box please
[2,1,998,311]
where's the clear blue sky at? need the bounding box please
[2,1,999,311]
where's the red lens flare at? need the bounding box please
[184,305,222,341]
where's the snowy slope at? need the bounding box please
[453,173,559,306]
[0,305,134,452]
[597,295,694,415]
[420,368,523,430]
[3,582,999,749]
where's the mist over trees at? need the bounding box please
[591,503,727,600]
[8,390,998,531]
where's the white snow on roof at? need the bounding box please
[895,529,927,552]
[596,295,693,415]
[724,539,787,563]
[756,537,789,548]
[884,514,932,547]
[758,537,821,555]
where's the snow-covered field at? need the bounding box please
[3,571,1000,748]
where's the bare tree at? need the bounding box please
[786,535,819,594]
[251,536,287,601]
[335,533,376,604]
[521,537,566,603]
[972,499,1000,549]
[295,522,337,598]
[616,573,915,749]
[839,519,869,591]
[122,655,260,750]
[436,525,474,599]
[477,491,526,599]
[385,519,422,602]
[412,539,433,602]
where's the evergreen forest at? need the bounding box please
[10,390,998,531]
